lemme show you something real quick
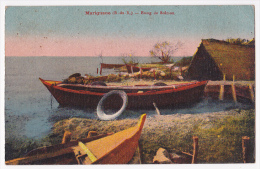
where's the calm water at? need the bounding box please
[4,56,170,140]
[5,56,252,140]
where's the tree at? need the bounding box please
[149,41,183,63]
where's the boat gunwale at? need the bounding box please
[39,78,208,96]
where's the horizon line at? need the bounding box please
[5,55,192,57]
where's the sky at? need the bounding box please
[5,5,255,57]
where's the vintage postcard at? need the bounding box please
[1,1,259,168]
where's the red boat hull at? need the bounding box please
[100,63,126,69]
[40,78,207,109]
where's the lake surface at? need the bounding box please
[5,56,253,141]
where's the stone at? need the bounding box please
[153,148,173,164]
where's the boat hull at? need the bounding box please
[125,64,151,73]
[101,63,125,69]
[6,114,147,165]
[40,78,207,109]
[101,63,132,69]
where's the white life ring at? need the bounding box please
[97,90,128,120]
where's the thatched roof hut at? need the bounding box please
[186,39,255,81]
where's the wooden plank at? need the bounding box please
[248,84,255,103]
[78,142,97,162]
[73,145,92,164]
[61,131,72,144]
[231,84,237,103]
[6,147,73,165]
[17,133,112,159]
[192,136,198,164]
[153,102,161,115]
[242,136,250,163]
[219,85,224,100]
[137,143,143,164]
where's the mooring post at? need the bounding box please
[62,131,72,144]
[192,136,199,164]
[219,85,224,100]
[50,94,53,109]
[219,74,225,100]
[97,68,98,74]
[242,136,250,163]
[131,65,134,74]
[137,142,143,164]
[140,66,142,79]
[248,84,255,103]
[153,102,161,115]
[231,84,237,103]
[100,65,102,75]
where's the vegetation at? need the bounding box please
[195,109,254,163]
[5,109,255,164]
[140,109,255,163]
[149,41,183,63]
[5,137,42,161]
[174,56,193,67]
[225,38,254,45]
[121,53,139,65]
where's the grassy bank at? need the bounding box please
[140,109,255,163]
[6,108,253,164]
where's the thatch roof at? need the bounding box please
[200,39,255,80]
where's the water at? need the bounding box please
[4,56,170,140]
[5,56,253,140]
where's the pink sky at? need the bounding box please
[5,36,200,57]
[5,6,254,57]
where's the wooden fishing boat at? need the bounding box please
[100,63,130,69]
[99,63,138,74]
[39,78,207,109]
[6,114,147,165]
[125,64,152,73]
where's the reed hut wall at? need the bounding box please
[186,39,255,81]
